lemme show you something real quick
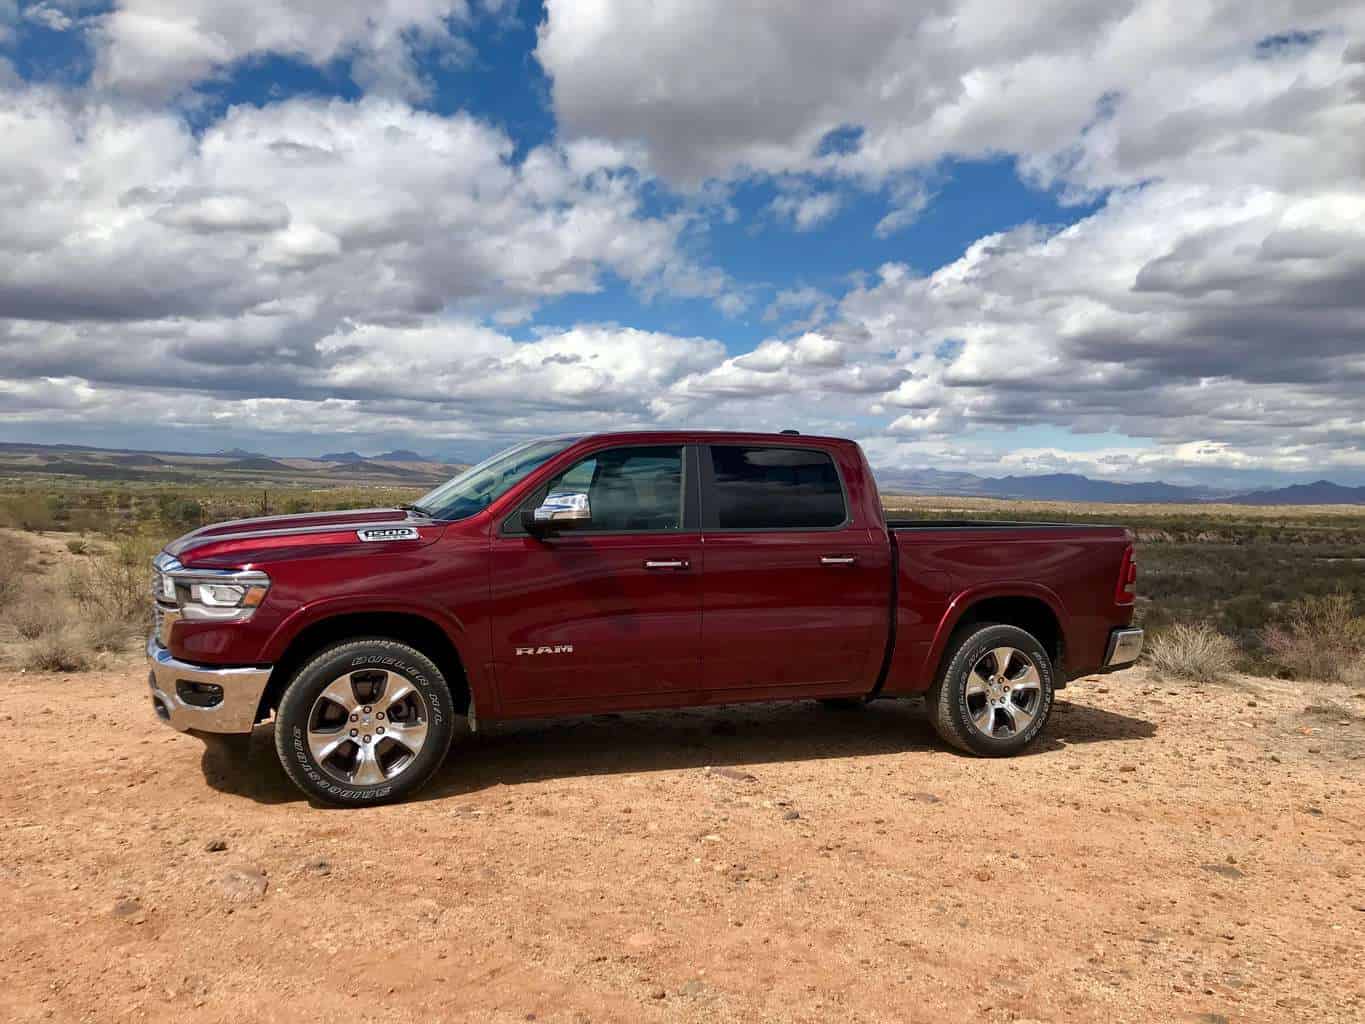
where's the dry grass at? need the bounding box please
[67,534,160,627]
[1146,622,1241,682]
[21,630,93,673]
[11,601,61,640]
[1262,590,1365,683]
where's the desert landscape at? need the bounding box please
[1,489,1363,1023]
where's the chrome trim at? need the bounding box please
[171,518,421,548]
[357,525,420,542]
[1104,627,1145,667]
[534,490,592,523]
[146,635,272,734]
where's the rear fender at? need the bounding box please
[922,582,1070,684]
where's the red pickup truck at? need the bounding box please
[147,431,1143,805]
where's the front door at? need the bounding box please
[488,444,703,711]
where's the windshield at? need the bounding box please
[410,438,577,521]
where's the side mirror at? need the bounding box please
[522,491,591,534]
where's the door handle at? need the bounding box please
[820,555,857,566]
[644,559,690,570]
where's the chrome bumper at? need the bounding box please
[146,635,271,734]
[1103,627,1145,668]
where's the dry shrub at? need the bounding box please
[87,613,135,654]
[66,537,91,556]
[68,534,161,627]
[11,601,61,640]
[1147,622,1240,682]
[22,629,93,672]
[1261,590,1365,683]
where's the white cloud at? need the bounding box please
[93,1,474,101]
[769,189,840,231]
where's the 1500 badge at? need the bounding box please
[516,645,574,655]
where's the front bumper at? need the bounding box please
[146,635,272,734]
[1103,627,1145,668]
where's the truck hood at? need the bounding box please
[166,507,446,568]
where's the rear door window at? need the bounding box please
[706,445,846,530]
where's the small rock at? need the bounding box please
[303,857,332,875]
[1308,747,1322,754]
[204,838,228,853]
[1246,700,1257,707]
[782,809,801,821]
[1097,687,1110,694]
[1304,806,1324,817]
[1269,754,1281,763]
[648,986,666,1000]
[907,791,942,804]
[112,898,143,920]
[218,867,269,904]
[1118,765,1137,773]
[680,979,706,997]
[1201,863,1244,880]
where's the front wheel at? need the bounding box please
[274,639,455,806]
[929,623,1054,756]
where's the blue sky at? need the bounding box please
[1,1,1362,486]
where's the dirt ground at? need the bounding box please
[1,656,1362,1024]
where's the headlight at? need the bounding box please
[153,560,271,623]
[189,581,268,608]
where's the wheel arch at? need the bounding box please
[257,610,475,723]
[926,585,1068,686]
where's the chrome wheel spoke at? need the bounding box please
[376,679,414,714]
[385,719,428,756]
[989,647,1016,677]
[965,677,989,699]
[1009,662,1041,689]
[1003,701,1035,735]
[308,730,351,763]
[351,744,387,786]
[317,675,360,713]
[973,704,995,736]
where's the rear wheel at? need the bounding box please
[929,623,1054,756]
[274,639,455,806]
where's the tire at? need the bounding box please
[274,639,455,806]
[929,623,1054,756]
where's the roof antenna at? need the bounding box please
[780,428,800,435]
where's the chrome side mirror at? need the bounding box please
[522,490,591,534]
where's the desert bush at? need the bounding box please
[68,534,161,626]
[0,493,59,532]
[0,534,24,609]
[22,629,93,672]
[66,537,91,555]
[1261,590,1365,683]
[11,601,61,640]
[87,613,135,653]
[1147,622,1240,682]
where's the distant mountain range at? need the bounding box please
[1,440,1362,504]
[876,469,1365,505]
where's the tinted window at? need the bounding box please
[709,446,846,529]
[538,446,683,532]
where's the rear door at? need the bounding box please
[698,443,889,696]
[488,444,704,710]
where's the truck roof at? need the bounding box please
[547,429,856,447]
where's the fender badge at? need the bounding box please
[357,526,420,543]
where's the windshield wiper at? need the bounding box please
[396,503,436,518]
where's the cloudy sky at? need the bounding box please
[1,1,1363,485]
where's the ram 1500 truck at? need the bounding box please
[146,431,1144,805]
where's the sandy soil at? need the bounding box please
[1,654,1361,1024]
